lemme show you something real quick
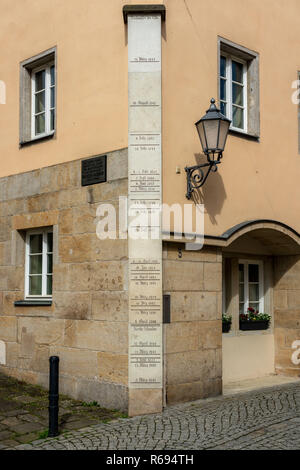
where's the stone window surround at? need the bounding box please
[223,253,273,336]
[11,219,58,306]
[218,36,260,140]
[25,227,53,300]
[19,46,57,146]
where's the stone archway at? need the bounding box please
[210,220,300,384]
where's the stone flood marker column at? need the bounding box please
[124,5,165,416]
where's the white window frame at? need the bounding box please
[25,228,53,299]
[220,53,248,133]
[239,259,264,314]
[31,62,55,140]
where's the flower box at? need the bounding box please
[239,320,269,331]
[222,322,231,333]
[222,314,232,333]
[239,308,271,331]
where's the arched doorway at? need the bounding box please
[216,220,300,385]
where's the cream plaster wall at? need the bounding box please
[1,0,300,240]
[0,0,129,175]
[222,333,275,383]
[162,0,300,237]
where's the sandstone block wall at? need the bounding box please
[163,243,222,404]
[274,255,300,378]
[0,148,129,411]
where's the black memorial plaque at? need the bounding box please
[81,155,107,186]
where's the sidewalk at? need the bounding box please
[2,371,300,450]
[0,372,127,449]
[15,380,300,450]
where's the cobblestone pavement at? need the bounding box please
[12,383,300,450]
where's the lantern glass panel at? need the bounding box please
[218,119,230,151]
[203,119,218,151]
[196,121,207,152]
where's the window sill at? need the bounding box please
[19,132,55,148]
[14,300,52,307]
[223,329,273,337]
[229,128,260,142]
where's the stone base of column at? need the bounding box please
[128,388,163,417]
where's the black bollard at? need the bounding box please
[48,356,59,437]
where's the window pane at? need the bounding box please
[29,255,42,275]
[50,66,55,86]
[239,303,245,314]
[47,232,53,252]
[35,113,45,134]
[50,109,55,131]
[35,91,45,114]
[47,275,52,295]
[232,83,243,106]
[232,60,243,83]
[30,234,42,254]
[220,101,226,116]
[232,106,244,129]
[47,254,53,274]
[220,56,226,77]
[220,78,226,101]
[35,70,45,91]
[239,264,244,283]
[50,87,55,108]
[239,284,244,302]
[29,275,42,295]
[249,264,259,282]
[249,302,259,312]
[249,283,259,301]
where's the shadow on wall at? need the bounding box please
[191,153,227,224]
[273,254,300,376]
[274,255,300,289]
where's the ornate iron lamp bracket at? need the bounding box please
[185,98,231,200]
[184,153,222,200]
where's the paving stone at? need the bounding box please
[10,422,44,434]
[36,410,49,418]
[63,419,97,430]
[13,396,38,404]
[13,444,33,450]
[1,416,22,427]
[1,439,21,448]
[20,414,46,424]
[0,430,13,440]
[1,410,29,417]
[14,432,41,444]
[0,398,20,411]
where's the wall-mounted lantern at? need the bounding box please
[185,98,231,200]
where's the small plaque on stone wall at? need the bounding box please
[163,294,171,324]
[81,155,107,186]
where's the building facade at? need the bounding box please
[0,0,300,416]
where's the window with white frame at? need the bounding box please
[220,54,247,132]
[20,47,56,144]
[25,228,53,298]
[239,260,263,315]
[31,63,55,139]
